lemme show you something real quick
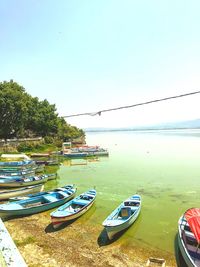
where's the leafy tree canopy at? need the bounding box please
[0,80,84,142]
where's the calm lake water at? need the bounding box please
[46,129,200,259]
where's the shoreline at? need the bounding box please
[4,211,177,267]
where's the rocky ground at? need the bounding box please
[4,211,177,267]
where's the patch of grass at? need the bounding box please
[14,236,36,247]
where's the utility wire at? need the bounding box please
[62,90,200,118]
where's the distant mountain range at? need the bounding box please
[84,119,200,132]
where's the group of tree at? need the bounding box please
[0,80,84,144]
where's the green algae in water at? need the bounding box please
[44,130,200,257]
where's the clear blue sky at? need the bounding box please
[1,0,200,128]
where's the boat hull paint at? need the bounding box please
[51,199,95,229]
[0,184,44,200]
[51,190,96,229]
[0,186,76,219]
[105,208,141,240]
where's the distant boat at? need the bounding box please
[102,195,141,240]
[78,146,109,156]
[72,146,109,157]
[0,174,48,188]
[0,184,44,200]
[87,149,109,157]
[63,151,88,158]
[50,189,96,229]
[178,208,200,267]
[0,184,76,219]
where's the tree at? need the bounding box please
[0,80,30,140]
[57,117,85,141]
[0,80,85,142]
[25,98,58,137]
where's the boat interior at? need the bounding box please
[124,201,140,207]
[20,192,66,208]
[182,227,200,265]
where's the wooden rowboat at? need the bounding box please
[102,194,141,240]
[50,189,96,229]
[0,184,76,219]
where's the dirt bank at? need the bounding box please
[4,211,177,267]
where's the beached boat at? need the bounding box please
[178,208,200,267]
[102,194,141,240]
[0,174,48,188]
[50,189,96,229]
[0,184,76,219]
[0,184,44,200]
[87,149,109,157]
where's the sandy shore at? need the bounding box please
[4,211,177,267]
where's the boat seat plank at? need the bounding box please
[43,195,58,202]
[72,199,89,205]
[58,192,69,198]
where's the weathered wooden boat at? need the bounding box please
[0,184,76,219]
[0,174,48,188]
[178,208,200,267]
[102,194,141,240]
[0,184,44,200]
[50,189,96,229]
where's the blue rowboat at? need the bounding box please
[0,184,44,200]
[0,184,76,219]
[0,174,49,188]
[102,194,141,240]
[0,160,35,167]
[51,189,96,229]
[0,169,35,177]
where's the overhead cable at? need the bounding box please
[62,90,200,118]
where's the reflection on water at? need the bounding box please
[44,130,200,260]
